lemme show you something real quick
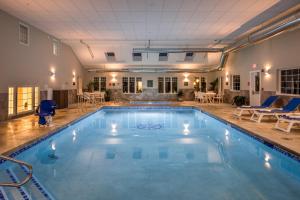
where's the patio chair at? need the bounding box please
[100,91,105,102]
[275,114,300,133]
[36,100,57,126]
[250,98,300,123]
[214,94,224,104]
[233,95,278,117]
[198,92,207,103]
[194,91,200,101]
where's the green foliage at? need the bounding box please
[209,78,219,92]
[232,96,246,106]
[87,81,95,92]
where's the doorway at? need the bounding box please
[249,71,261,106]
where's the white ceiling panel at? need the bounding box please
[0,0,289,69]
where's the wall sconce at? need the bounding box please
[111,73,117,86]
[50,68,55,81]
[72,71,76,85]
[183,73,189,81]
[262,65,271,78]
[225,72,229,85]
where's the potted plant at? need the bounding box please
[209,78,218,93]
[87,81,95,92]
[105,90,111,102]
[232,96,246,106]
[177,90,184,101]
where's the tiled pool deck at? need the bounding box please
[0,102,299,157]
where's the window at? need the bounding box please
[136,77,142,93]
[172,77,178,93]
[280,68,300,95]
[94,77,106,91]
[147,80,153,88]
[194,77,200,91]
[17,87,33,113]
[158,77,164,93]
[8,87,14,115]
[94,77,100,91]
[231,75,240,91]
[158,77,178,94]
[100,77,106,91]
[53,39,59,56]
[122,77,129,93]
[19,23,29,46]
[129,77,135,93]
[123,77,142,93]
[200,77,206,92]
[165,77,171,93]
[34,87,39,109]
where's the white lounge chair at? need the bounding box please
[233,96,278,118]
[275,114,300,133]
[250,98,300,123]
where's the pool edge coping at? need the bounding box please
[1,105,299,163]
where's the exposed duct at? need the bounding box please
[132,47,223,53]
[87,67,212,73]
[80,40,94,59]
[225,7,300,53]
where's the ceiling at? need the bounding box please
[0,0,298,71]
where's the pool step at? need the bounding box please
[0,165,54,200]
[3,169,31,200]
[12,165,54,200]
[0,169,24,200]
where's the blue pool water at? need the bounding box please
[1,107,300,200]
[129,101,175,104]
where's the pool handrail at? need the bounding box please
[0,155,33,187]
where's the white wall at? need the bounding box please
[0,10,84,93]
[218,28,300,93]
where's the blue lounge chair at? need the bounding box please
[250,98,300,123]
[36,100,56,126]
[233,96,278,117]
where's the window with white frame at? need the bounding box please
[122,77,129,93]
[94,77,100,91]
[280,68,300,95]
[136,77,142,93]
[122,77,142,93]
[17,87,33,113]
[100,77,106,91]
[165,77,171,93]
[8,87,14,115]
[230,75,240,91]
[94,77,106,91]
[200,77,206,92]
[158,77,178,94]
[172,77,178,93]
[19,23,29,46]
[129,77,135,93]
[53,39,59,56]
[34,87,39,109]
[158,77,164,93]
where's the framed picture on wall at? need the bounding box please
[184,81,188,86]
[147,80,153,88]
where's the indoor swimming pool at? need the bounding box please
[0,107,300,200]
